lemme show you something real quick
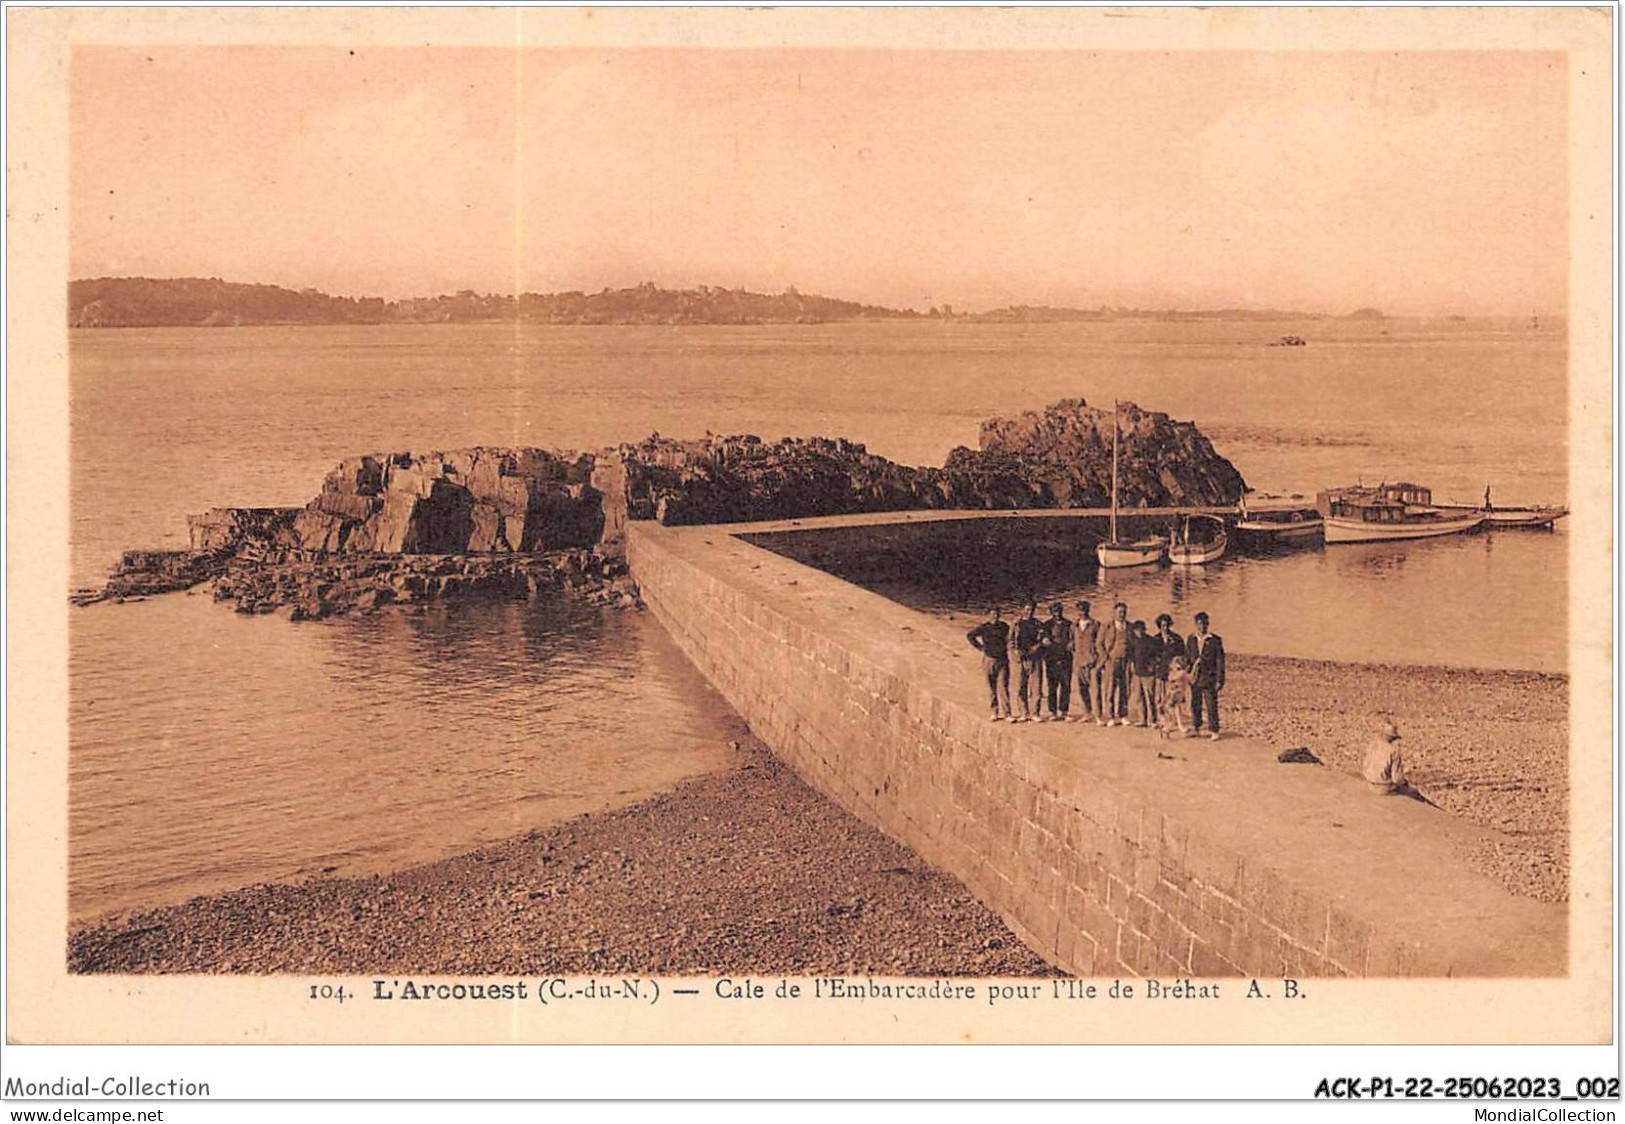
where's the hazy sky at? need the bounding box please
[71,47,1567,315]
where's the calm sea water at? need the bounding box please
[69,593,742,922]
[70,318,1567,918]
[758,517,1567,674]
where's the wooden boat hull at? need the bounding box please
[1234,518,1323,541]
[1439,506,1569,529]
[1487,507,1568,528]
[1095,538,1167,568]
[1169,531,1228,565]
[1323,511,1485,544]
[1169,540,1226,565]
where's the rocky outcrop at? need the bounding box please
[85,450,626,617]
[72,547,238,604]
[289,448,604,556]
[613,398,1244,524]
[212,551,637,621]
[974,398,1246,507]
[84,397,1242,617]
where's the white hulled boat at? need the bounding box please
[1095,401,1168,569]
[1168,513,1228,565]
[1316,482,1485,544]
[1436,488,1569,529]
[1479,505,1569,529]
[1234,495,1323,542]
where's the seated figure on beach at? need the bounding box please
[1362,721,1410,794]
[966,606,1013,721]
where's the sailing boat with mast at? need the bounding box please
[1094,400,1169,569]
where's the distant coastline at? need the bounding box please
[68,276,1403,329]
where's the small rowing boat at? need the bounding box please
[1234,499,1323,543]
[1097,537,1170,568]
[1168,513,1228,565]
[1481,505,1569,528]
[1436,488,1569,529]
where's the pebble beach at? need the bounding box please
[69,653,1565,974]
[1224,654,1568,902]
[69,744,1056,977]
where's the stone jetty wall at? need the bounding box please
[628,517,1564,978]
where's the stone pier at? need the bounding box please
[627,513,1565,977]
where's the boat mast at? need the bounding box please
[1109,399,1120,543]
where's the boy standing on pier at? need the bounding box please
[1153,613,1184,718]
[967,606,1013,721]
[1128,620,1160,727]
[1161,653,1193,737]
[1185,611,1226,740]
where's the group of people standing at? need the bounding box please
[966,599,1226,739]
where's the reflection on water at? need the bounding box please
[69,595,742,922]
[813,525,1566,674]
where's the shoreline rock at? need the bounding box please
[79,398,1245,617]
[215,550,640,620]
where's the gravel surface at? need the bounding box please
[69,655,1567,974]
[69,744,1057,976]
[1224,654,1568,902]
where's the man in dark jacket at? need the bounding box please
[1012,599,1046,722]
[1042,602,1074,721]
[1127,620,1160,727]
[967,606,1013,721]
[1184,611,1226,740]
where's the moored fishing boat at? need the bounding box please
[1436,504,1569,528]
[1234,497,1324,543]
[1095,400,1168,569]
[1097,538,1170,568]
[1168,513,1228,565]
[1436,488,1569,529]
[1317,482,1485,544]
[1481,505,1569,528]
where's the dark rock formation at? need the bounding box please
[72,547,237,604]
[974,398,1247,508]
[617,435,931,525]
[84,397,1242,617]
[615,398,1244,524]
[211,551,637,621]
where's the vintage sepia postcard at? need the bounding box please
[4,5,1615,1062]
